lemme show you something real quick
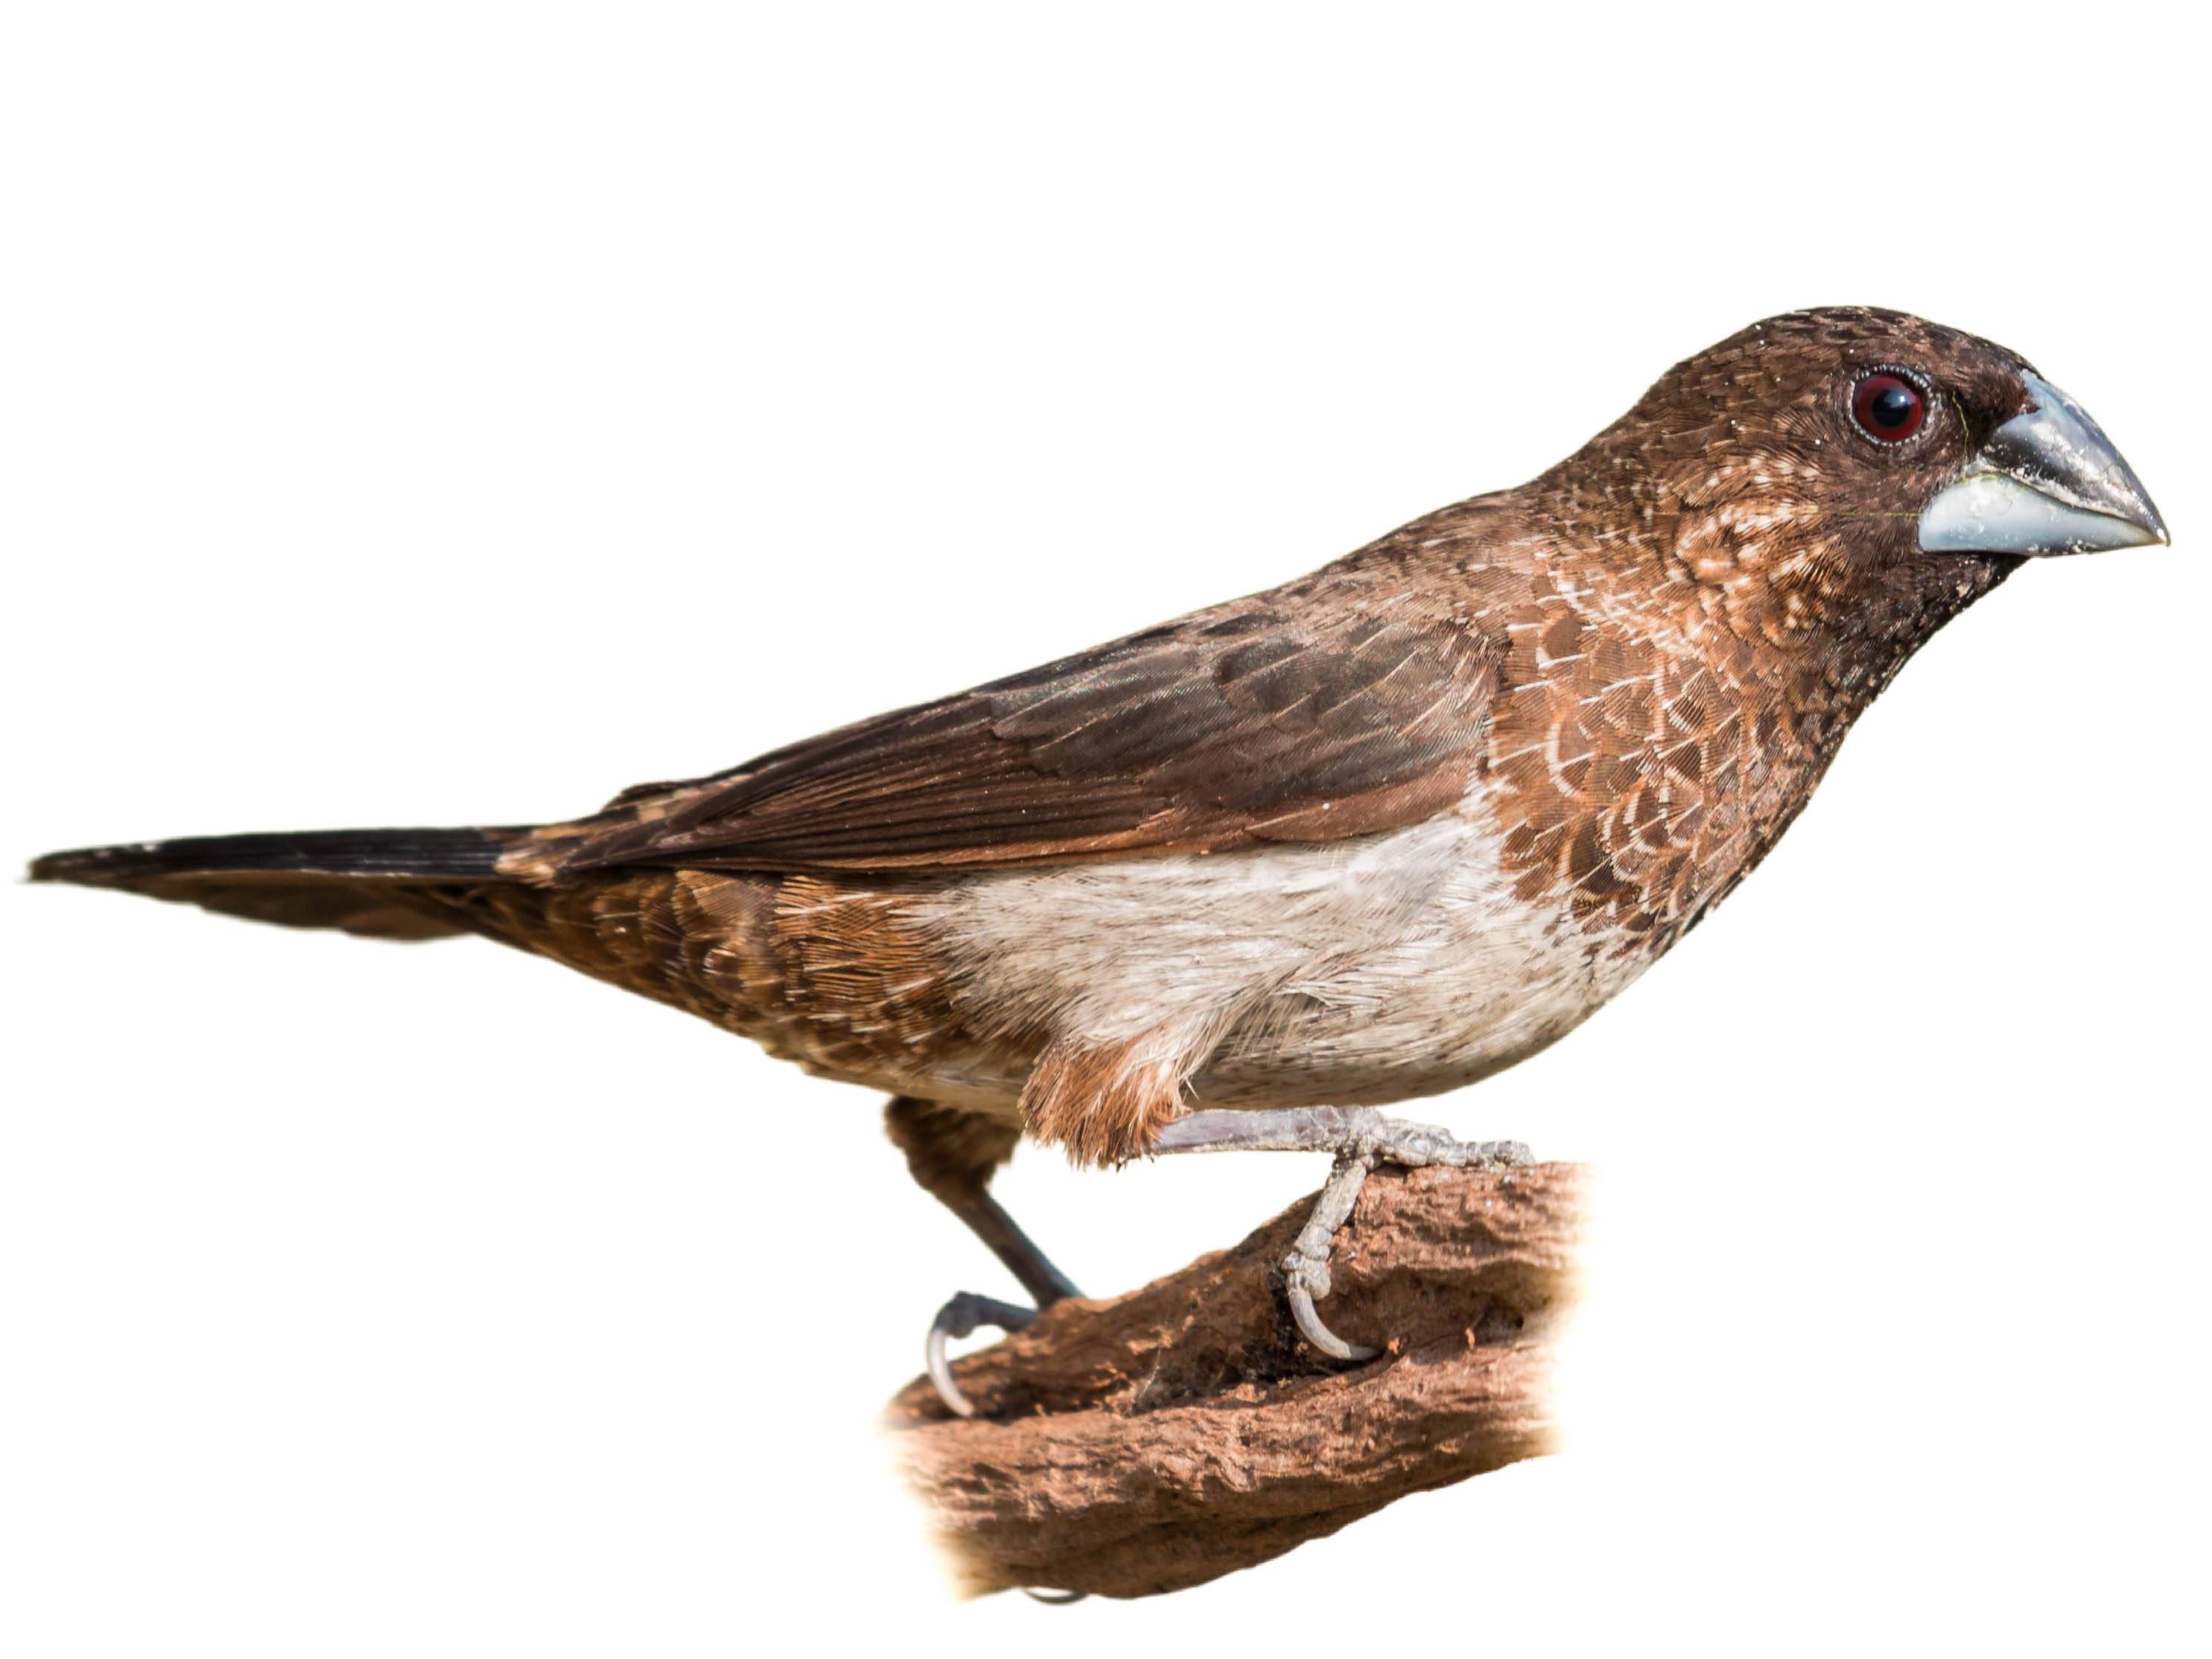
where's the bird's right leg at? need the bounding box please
[1151,1106,1531,1361]
[883,1095,1081,1418]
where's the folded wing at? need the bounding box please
[510,595,1506,879]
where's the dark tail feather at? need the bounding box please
[27,826,525,940]
[29,827,516,884]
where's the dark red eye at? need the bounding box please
[1852,372,1926,442]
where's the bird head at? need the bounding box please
[1543,307,2170,654]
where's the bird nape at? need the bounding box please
[28,306,2172,1410]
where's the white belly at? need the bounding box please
[916,810,1645,1111]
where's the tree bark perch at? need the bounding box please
[883,1159,1592,1598]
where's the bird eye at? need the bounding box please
[1851,372,1927,443]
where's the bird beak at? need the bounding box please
[1918,370,2170,555]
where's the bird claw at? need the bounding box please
[1153,1106,1529,1365]
[925,1290,1037,1418]
[1283,1243,1378,1362]
[1276,1144,1386,1363]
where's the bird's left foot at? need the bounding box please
[925,1291,1044,1418]
[1151,1106,1532,1361]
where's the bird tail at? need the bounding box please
[26,827,525,940]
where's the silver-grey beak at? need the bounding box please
[1919,370,2169,555]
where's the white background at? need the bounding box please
[4,5,2205,1654]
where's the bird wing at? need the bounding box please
[510,590,1507,879]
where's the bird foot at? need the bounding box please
[924,1291,1040,1418]
[1153,1106,1531,1362]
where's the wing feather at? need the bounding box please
[508,590,1507,879]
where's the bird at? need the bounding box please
[29,307,2171,1412]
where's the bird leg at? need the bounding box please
[884,1097,1082,1418]
[921,1185,1083,1418]
[1150,1106,1532,1361]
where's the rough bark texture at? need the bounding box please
[884,1160,1591,1598]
